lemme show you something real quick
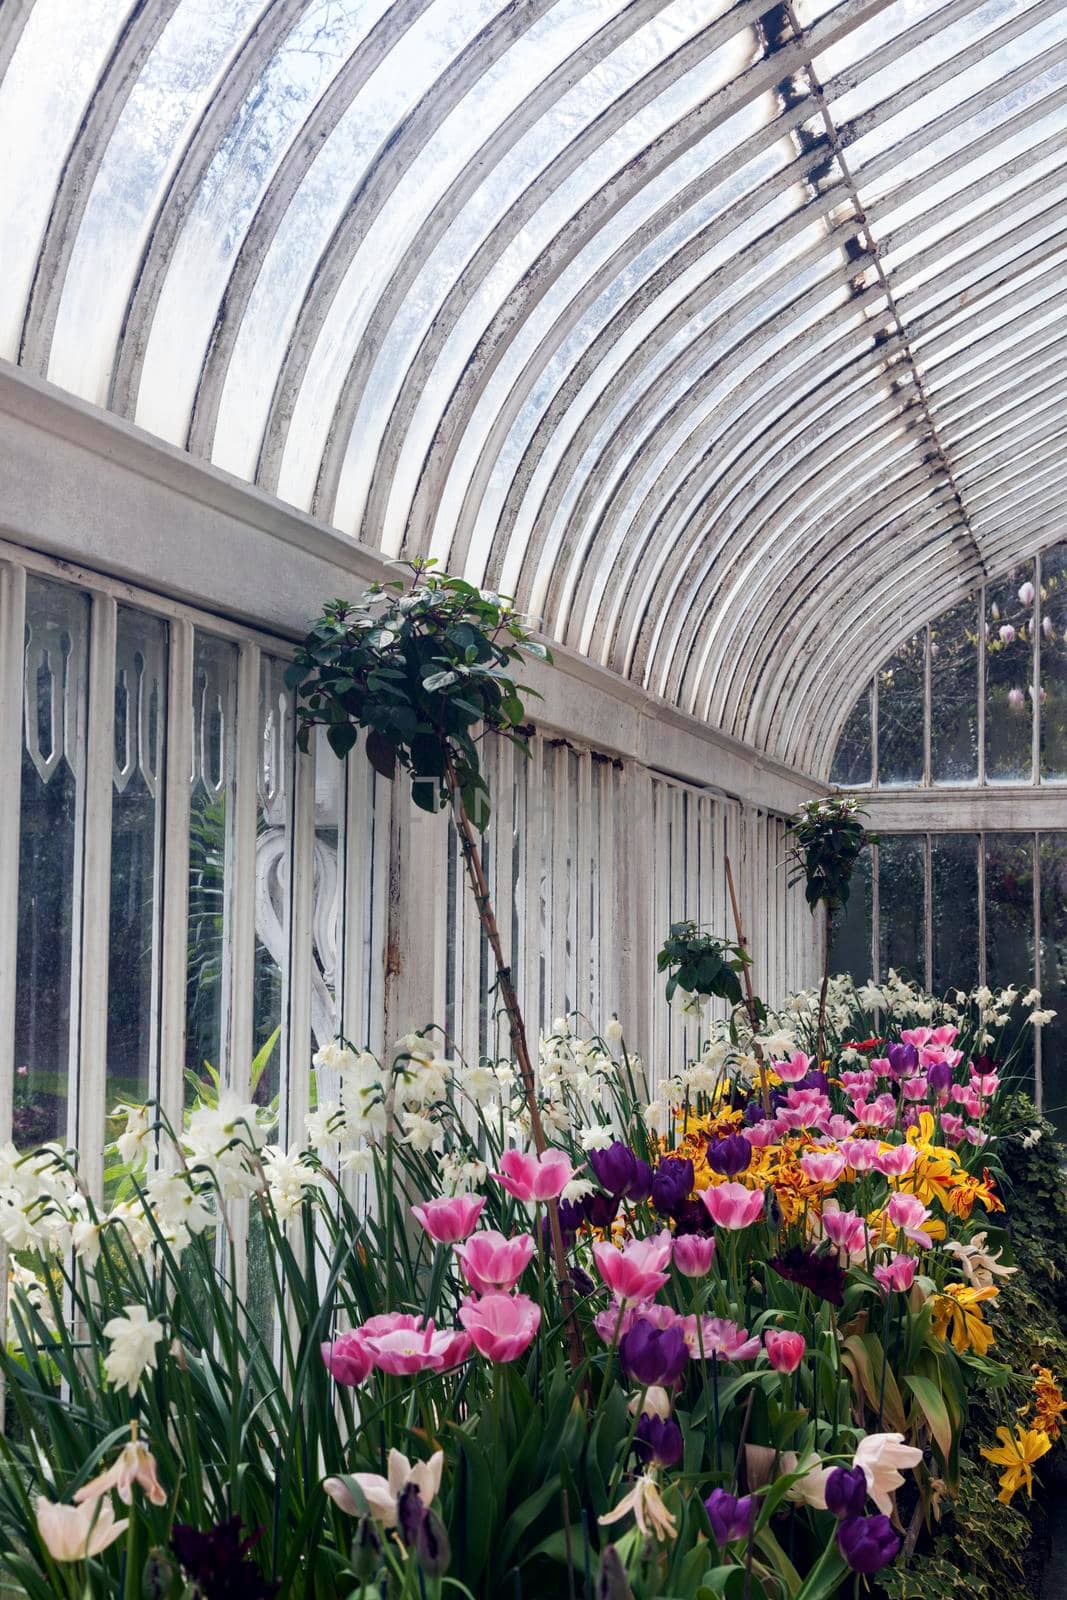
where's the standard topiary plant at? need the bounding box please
[787,793,874,1063]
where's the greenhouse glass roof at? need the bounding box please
[1,0,1065,776]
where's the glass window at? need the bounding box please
[877,630,925,785]
[830,685,872,787]
[829,846,873,984]
[106,607,167,1124]
[14,576,90,1148]
[253,657,293,1118]
[985,831,1035,1091]
[877,834,925,985]
[930,592,978,784]
[186,633,238,1093]
[930,833,978,995]
[1040,543,1067,781]
[1039,834,1067,1135]
[985,565,1035,783]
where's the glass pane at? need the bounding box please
[311,724,342,1060]
[253,657,292,1120]
[831,686,872,787]
[930,593,978,785]
[930,833,978,995]
[877,631,925,785]
[107,608,167,1125]
[1038,834,1067,1134]
[1040,543,1067,781]
[877,834,926,985]
[186,634,238,1095]
[14,577,89,1148]
[985,565,1035,783]
[829,846,872,984]
[985,831,1035,1094]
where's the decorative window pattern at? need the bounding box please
[0,546,817,1189]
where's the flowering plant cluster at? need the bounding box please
[0,971,1058,1598]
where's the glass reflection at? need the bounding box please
[1040,543,1067,781]
[930,593,978,784]
[985,564,1035,783]
[831,686,872,786]
[878,631,925,785]
[930,833,978,994]
[877,834,925,984]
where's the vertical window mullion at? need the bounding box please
[977,585,986,787]
[227,642,260,1097]
[923,832,933,992]
[1033,830,1042,1113]
[1033,555,1042,786]
[977,833,986,990]
[76,593,117,1199]
[923,624,932,787]
[286,737,316,1147]
[159,619,193,1131]
[871,840,880,985]
[0,561,26,1143]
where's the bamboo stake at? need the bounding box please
[446,759,584,1371]
[724,854,772,1115]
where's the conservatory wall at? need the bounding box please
[0,381,823,1195]
[830,546,1067,1130]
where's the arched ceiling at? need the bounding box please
[2,0,1066,779]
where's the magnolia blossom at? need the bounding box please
[324,1449,443,1527]
[103,1305,164,1396]
[75,1439,167,1507]
[853,1433,923,1514]
[35,1497,129,1562]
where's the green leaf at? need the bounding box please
[325,722,358,760]
[364,728,397,780]
[904,1373,954,1463]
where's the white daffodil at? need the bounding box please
[103,1305,164,1396]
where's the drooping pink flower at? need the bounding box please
[886,1192,933,1249]
[901,1075,929,1102]
[841,1138,883,1172]
[459,1292,540,1363]
[455,1230,535,1295]
[822,1207,868,1257]
[964,1125,989,1147]
[493,1148,572,1202]
[874,1254,917,1293]
[800,1151,846,1186]
[411,1193,485,1243]
[873,1145,917,1178]
[673,1233,716,1277]
[593,1230,673,1303]
[773,1052,811,1083]
[700,1183,765,1231]
[685,1316,761,1361]
[764,1328,806,1373]
[940,1111,965,1144]
[321,1330,374,1387]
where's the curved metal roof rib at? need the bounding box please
[1,0,1066,780]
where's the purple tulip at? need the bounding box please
[589,1142,640,1197]
[825,1466,868,1520]
[707,1133,752,1178]
[885,1042,918,1080]
[585,1192,620,1231]
[627,1158,653,1204]
[672,1198,715,1237]
[704,1489,757,1546]
[770,1246,846,1306]
[926,1059,953,1093]
[799,1069,829,1095]
[619,1319,688,1386]
[651,1157,694,1217]
[634,1414,684,1468]
[837,1514,901,1573]
[744,1101,768,1126]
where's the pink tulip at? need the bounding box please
[901,1075,929,1102]
[886,1193,932,1249]
[773,1052,811,1083]
[841,1070,878,1097]
[800,1151,846,1186]
[900,1028,932,1048]
[970,1072,1000,1099]
[873,1145,917,1178]
[321,1331,374,1387]
[593,1230,673,1303]
[827,1114,856,1140]
[455,1230,535,1295]
[874,1254,917,1293]
[747,1122,778,1147]
[851,1095,896,1129]
[686,1316,761,1361]
[700,1183,765,1231]
[493,1148,572,1202]
[775,1088,831,1132]
[929,1025,958,1047]
[822,1207,868,1256]
[673,1233,716,1277]
[940,1111,965,1144]
[964,1125,989,1146]
[411,1193,485,1243]
[459,1292,540,1362]
[593,1301,678,1345]
[432,1329,474,1370]
[952,1085,982,1117]
[764,1329,806,1373]
[367,1322,455,1376]
[841,1138,882,1171]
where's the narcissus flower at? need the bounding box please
[103,1304,164,1396]
[74,1438,167,1507]
[981,1425,1051,1504]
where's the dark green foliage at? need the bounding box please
[786,795,874,913]
[655,921,749,1006]
[285,561,549,829]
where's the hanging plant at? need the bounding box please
[285,560,549,828]
[656,922,749,1008]
[786,794,874,1060]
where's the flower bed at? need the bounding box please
[0,973,1061,1598]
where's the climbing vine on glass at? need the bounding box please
[656,922,750,1007]
[285,561,549,828]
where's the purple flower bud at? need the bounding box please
[589,1141,639,1197]
[825,1466,868,1520]
[651,1157,694,1217]
[619,1319,688,1387]
[569,1265,595,1298]
[704,1489,757,1546]
[885,1042,918,1080]
[397,1484,426,1549]
[837,1514,901,1574]
[744,1102,767,1126]
[707,1133,752,1178]
[926,1060,953,1093]
[672,1198,715,1237]
[585,1192,620,1230]
[634,1414,684,1468]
